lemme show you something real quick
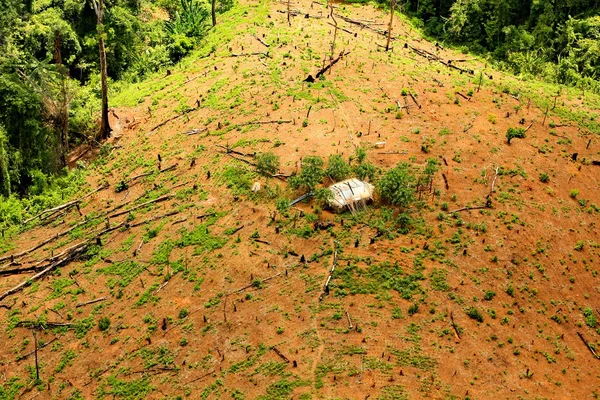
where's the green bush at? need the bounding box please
[289,156,324,192]
[325,154,351,182]
[506,127,526,144]
[256,152,280,176]
[377,163,416,207]
[539,172,550,183]
[98,317,111,332]
[465,307,483,322]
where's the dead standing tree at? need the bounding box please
[385,0,396,51]
[328,0,338,60]
[91,0,112,140]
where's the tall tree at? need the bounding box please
[91,0,111,140]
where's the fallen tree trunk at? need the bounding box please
[314,50,350,79]
[227,272,281,295]
[108,194,174,219]
[0,243,88,302]
[76,297,107,308]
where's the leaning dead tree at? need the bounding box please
[91,0,112,140]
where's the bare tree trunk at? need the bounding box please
[385,0,396,51]
[329,0,338,60]
[211,0,217,26]
[54,32,69,167]
[93,0,111,140]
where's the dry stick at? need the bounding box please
[150,105,200,132]
[450,311,461,340]
[587,139,592,149]
[236,119,291,126]
[271,346,290,363]
[442,173,449,190]
[133,238,144,257]
[33,331,39,381]
[129,210,180,229]
[408,92,421,108]
[490,167,500,195]
[230,52,269,57]
[577,331,600,359]
[109,194,173,219]
[182,128,208,136]
[17,337,59,361]
[227,273,282,295]
[215,144,252,157]
[524,122,534,133]
[326,21,355,35]
[185,370,215,385]
[542,105,549,126]
[254,35,270,47]
[456,92,471,101]
[328,0,338,59]
[346,310,353,329]
[76,297,107,308]
[306,105,313,119]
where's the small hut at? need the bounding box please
[327,178,374,213]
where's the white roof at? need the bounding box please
[327,178,374,210]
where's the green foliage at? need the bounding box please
[539,172,550,183]
[583,307,597,328]
[377,163,416,207]
[97,376,154,399]
[256,152,280,176]
[275,198,290,216]
[408,0,600,89]
[56,350,77,373]
[289,156,325,192]
[506,127,526,144]
[165,0,210,38]
[429,268,449,291]
[465,306,484,322]
[325,154,351,182]
[313,187,333,207]
[98,317,111,332]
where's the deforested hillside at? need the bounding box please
[1,0,600,399]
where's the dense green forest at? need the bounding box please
[0,0,598,199]
[400,0,600,88]
[0,0,230,197]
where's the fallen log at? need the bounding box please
[182,128,208,135]
[326,21,356,35]
[230,52,269,57]
[227,272,281,295]
[0,244,88,302]
[0,217,92,264]
[271,346,290,363]
[108,194,174,219]
[236,119,292,126]
[129,210,180,228]
[577,331,600,359]
[254,35,270,47]
[150,106,200,132]
[314,50,350,79]
[450,311,461,340]
[76,297,107,308]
